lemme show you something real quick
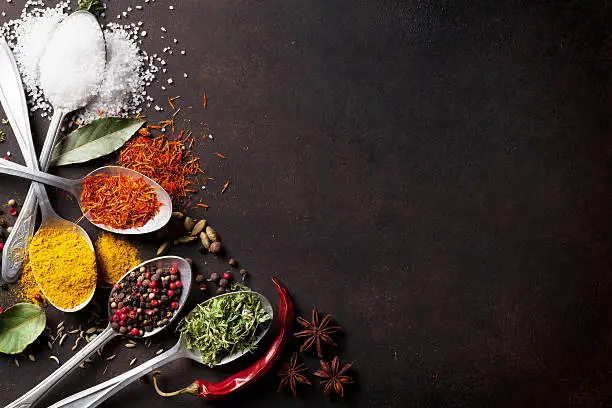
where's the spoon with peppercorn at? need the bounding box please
[47,289,274,408]
[0,160,173,234]
[4,256,192,408]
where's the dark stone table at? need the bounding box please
[1,0,612,407]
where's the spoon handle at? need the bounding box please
[4,326,119,408]
[0,37,40,282]
[47,341,184,408]
[0,158,75,192]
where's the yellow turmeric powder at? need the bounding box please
[95,233,141,284]
[29,226,96,309]
[18,257,42,303]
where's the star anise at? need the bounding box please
[277,352,312,396]
[294,308,342,358]
[314,356,353,397]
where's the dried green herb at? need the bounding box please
[0,129,6,143]
[0,303,46,354]
[178,288,271,367]
[51,117,144,166]
[77,0,105,17]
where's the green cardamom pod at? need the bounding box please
[200,231,211,249]
[157,242,170,256]
[205,226,218,242]
[190,219,207,236]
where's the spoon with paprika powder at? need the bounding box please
[0,160,172,234]
[4,256,192,408]
[47,280,282,408]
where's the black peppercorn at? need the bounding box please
[219,278,229,288]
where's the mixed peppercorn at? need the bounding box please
[108,263,183,337]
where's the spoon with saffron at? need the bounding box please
[0,160,172,234]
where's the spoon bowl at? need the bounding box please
[110,256,192,339]
[180,290,274,365]
[33,216,95,313]
[3,256,192,408]
[0,160,173,234]
[45,290,275,408]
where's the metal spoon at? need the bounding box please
[48,291,274,408]
[0,33,96,312]
[0,10,106,283]
[3,256,192,408]
[0,161,173,234]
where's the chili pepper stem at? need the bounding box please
[152,373,200,397]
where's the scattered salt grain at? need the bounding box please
[180,50,185,55]
[77,24,159,123]
[167,78,173,84]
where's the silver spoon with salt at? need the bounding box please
[47,291,274,408]
[0,160,173,234]
[1,10,106,283]
[4,256,193,408]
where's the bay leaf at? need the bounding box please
[0,303,46,355]
[51,117,144,166]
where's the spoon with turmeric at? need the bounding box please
[4,256,193,408]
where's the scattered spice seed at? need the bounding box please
[14,358,19,368]
[190,219,206,236]
[203,93,207,108]
[59,334,68,346]
[106,354,117,361]
[130,358,137,366]
[205,226,218,242]
[125,343,137,348]
[157,241,170,256]
[156,348,164,355]
[79,363,86,369]
[49,356,60,365]
[57,321,65,330]
[86,327,97,335]
[208,241,223,254]
[196,203,209,210]
[28,354,36,362]
[102,364,109,376]
[214,152,226,159]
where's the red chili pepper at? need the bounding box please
[152,277,294,399]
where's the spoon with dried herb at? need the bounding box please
[47,287,274,408]
[4,256,192,408]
